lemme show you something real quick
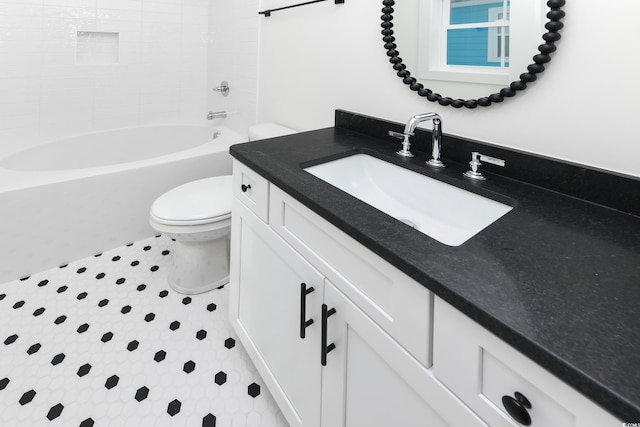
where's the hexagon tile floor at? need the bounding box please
[0,235,289,427]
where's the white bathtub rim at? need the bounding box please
[1,121,220,160]
[0,125,247,193]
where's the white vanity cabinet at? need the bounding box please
[229,160,487,427]
[229,159,622,427]
[433,297,621,427]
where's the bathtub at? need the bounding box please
[0,125,246,284]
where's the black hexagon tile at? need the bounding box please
[26,343,42,355]
[248,383,261,398]
[51,353,66,366]
[4,334,18,345]
[104,375,119,390]
[0,235,286,426]
[167,399,181,416]
[135,386,149,402]
[19,390,36,405]
[215,372,227,386]
[183,360,196,374]
[46,403,64,420]
[77,363,92,377]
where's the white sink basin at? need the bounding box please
[304,153,513,246]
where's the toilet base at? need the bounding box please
[169,274,229,295]
[166,233,230,295]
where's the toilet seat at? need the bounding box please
[150,176,232,226]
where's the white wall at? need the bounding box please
[257,0,640,177]
[2,0,637,176]
[207,0,260,136]
[0,0,210,158]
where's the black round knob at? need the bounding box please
[502,392,532,425]
[241,184,251,192]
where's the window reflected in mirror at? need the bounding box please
[446,0,511,68]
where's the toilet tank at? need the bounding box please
[248,123,297,141]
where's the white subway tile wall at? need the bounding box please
[0,0,211,154]
[207,0,260,136]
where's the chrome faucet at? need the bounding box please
[207,111,227,120]
[389,112,444,167]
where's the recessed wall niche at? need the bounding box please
[76,31,119,65]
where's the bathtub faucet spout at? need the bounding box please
[207,111,227,120]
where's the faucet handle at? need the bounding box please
[388,130,407,140]
[463,152,505,180]
[388,131,414,158]
[213,80,230,96]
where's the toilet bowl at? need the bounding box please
[149,123,297,295]
[149,176,232,294]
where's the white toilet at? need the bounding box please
[150,176,233,294]
[149,123,296,294]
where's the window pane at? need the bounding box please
[447,28,488,66]
[450,0,509,25]
[447,0,510,68]
[447,28,508,67]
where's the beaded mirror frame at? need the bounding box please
[381,0,566,108]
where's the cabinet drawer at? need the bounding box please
[232,159,269,223]
[433,297,621,427]
[269,184,433,367]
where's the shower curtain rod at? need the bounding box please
[259,0,344,17]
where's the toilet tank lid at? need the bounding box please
[151,176,232,223]
[248,123,297,140]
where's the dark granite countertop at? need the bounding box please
[230,113,640,420]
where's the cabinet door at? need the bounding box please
[229,198,323,427]
[320,280,487,427]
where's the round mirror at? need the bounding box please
[381,0,566,108]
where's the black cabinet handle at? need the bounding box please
[502,392,532,426]
[241,184,252,192]
[321,304,336,366]
[299,283,315,339]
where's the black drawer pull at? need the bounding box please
[502,391,532,426]
[299,283,315,339]
[321,304,336,366]
[241,184,252,192]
